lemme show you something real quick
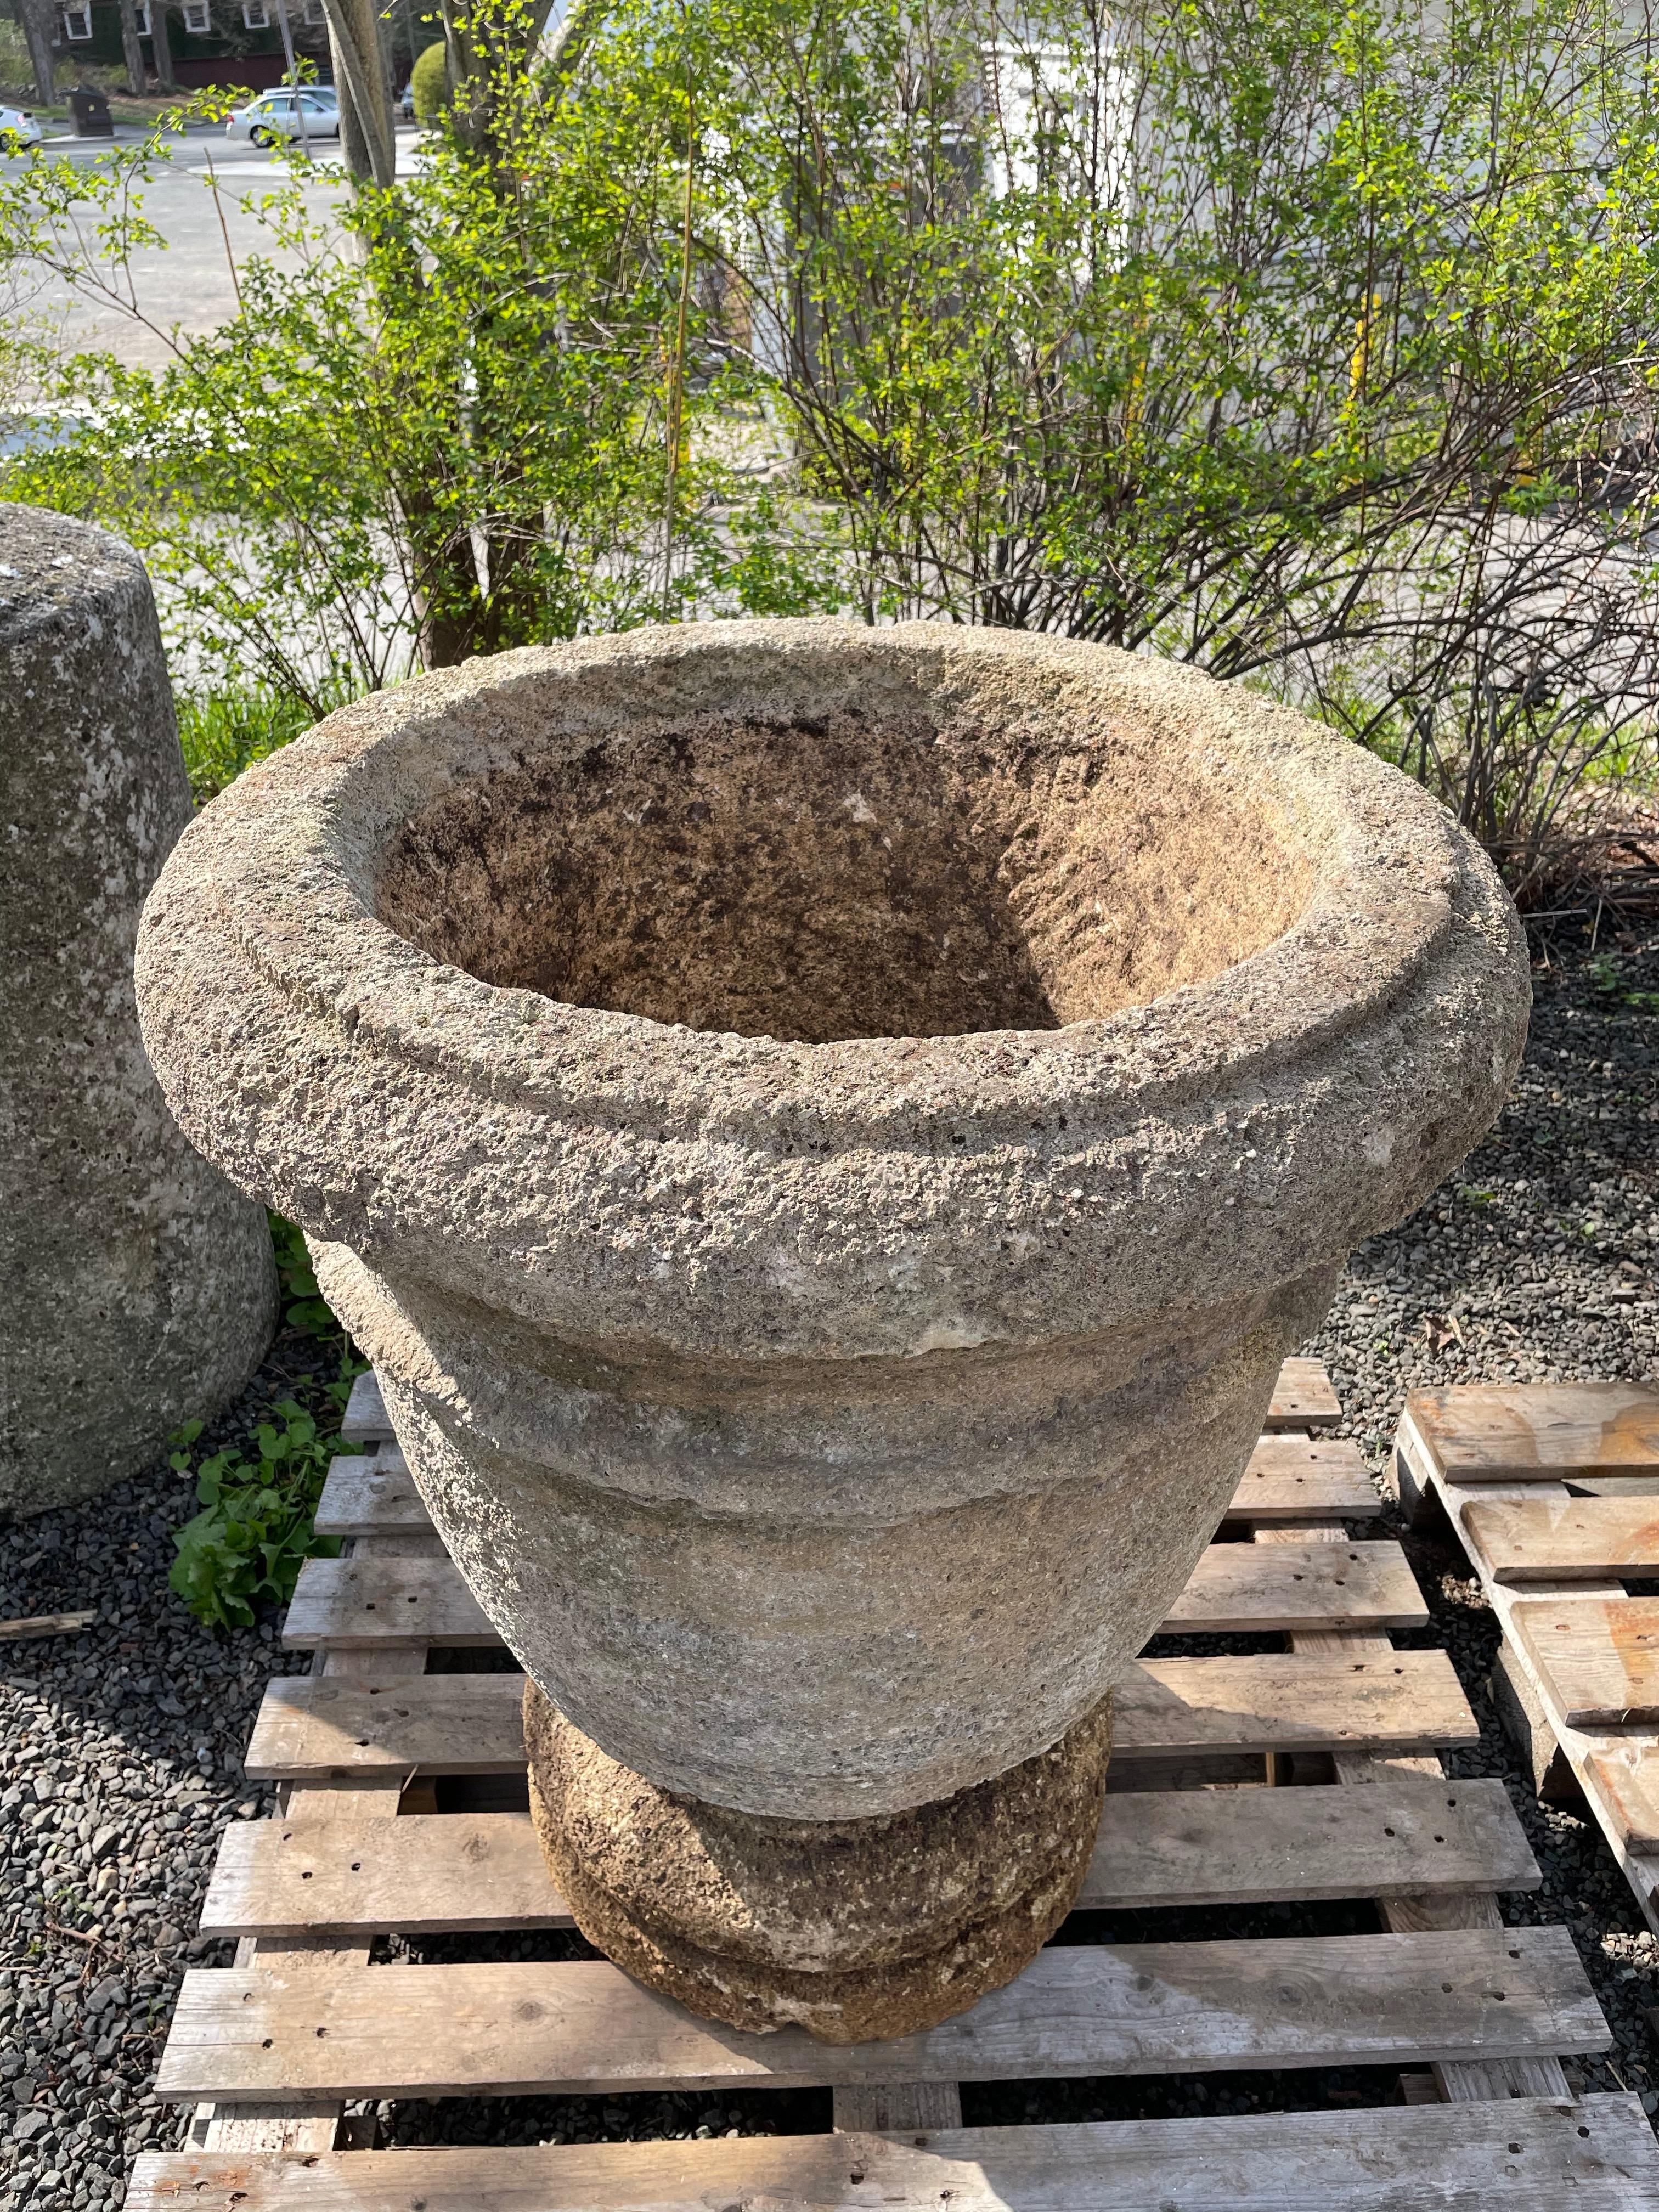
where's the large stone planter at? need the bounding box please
[134,620,1528,2037]
[2,503,276,1516]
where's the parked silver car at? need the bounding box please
[0,103,46,151]
[225,88,341,147]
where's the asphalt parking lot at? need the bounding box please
[3,121,426,371]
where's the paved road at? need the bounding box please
[3,122,427,373]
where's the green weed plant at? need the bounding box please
[1588,955,1659,1015]
[168,1215,362,1632]
[168,1397,349,1632]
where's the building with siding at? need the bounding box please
[51,0,329,91]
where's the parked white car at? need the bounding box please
[0,104,45,150]
[225,88,341,147]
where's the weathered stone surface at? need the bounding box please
[134,620,1530,1824]
[1,503,275,1516]
[524,1680,1113,2041]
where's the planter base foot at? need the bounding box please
[523,1681,1113,2044]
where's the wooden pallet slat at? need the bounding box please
[281,1539,1427,1651]
[127,2092,1659,2212]
[1586,1746,1659,1853]
[154,1927,1605,2104]
[1266,1358,1344,1430]
[1114,1649,1474,1754]
[244,1647,1479,1784]
[339,1371,393,1444]
[314,1449,425,1538]
[1160,1539,1426,1633]
[1508,1597,1659,1729]
[1464,1496,1659,1582]
[1406,1383,1659,1483]
[281,1556,494,1648]
[199,1774,1538,1939]
[1226,1435,1380,1522]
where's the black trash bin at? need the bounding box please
[68,87,114,138]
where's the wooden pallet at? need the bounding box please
[1394,1381,1659,1942]
[128,1358,1659,2210]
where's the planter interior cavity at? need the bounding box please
[375,709,1313,1043]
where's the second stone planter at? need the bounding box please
[134,620,1529,2039]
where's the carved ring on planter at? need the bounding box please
[134,620,1530,2040]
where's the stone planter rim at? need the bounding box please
[137,618,1527,1360]
[144,619,1476,1115]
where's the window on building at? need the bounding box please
[242,0,269,23]
[301,0,325,20]
[60,5,93,38]
[182,0,211,29]
[133,2,151,30]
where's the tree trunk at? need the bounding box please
[116,0,147,94]
[18,0,55,105]
[150,0,174,87]
[409,522,487,668]
[322,0,396,185]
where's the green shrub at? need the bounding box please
[410,40,448,125]
[14,0,1657,876]
[1588,956,1659,1015]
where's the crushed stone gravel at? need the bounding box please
[1,923,1655,2205]
[0,1350,321,2212]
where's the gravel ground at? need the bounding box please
[0,1350,324,2212]
[1,922,1656,2205]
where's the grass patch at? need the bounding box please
[176,686,319,806]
